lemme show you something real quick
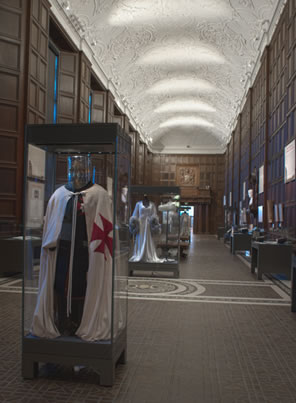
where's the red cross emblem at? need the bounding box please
[91,214,113,260]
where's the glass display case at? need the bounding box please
[128,186,180,278]
[22,123,130,386]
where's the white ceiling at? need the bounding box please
[55,0,280,154]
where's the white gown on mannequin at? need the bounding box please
[181,213,191,237]
[129,201,164,263]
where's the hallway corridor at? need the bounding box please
[1,235,296,402]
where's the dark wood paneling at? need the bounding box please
[78,52,91,123]
[124,115,130,134]
[225,1,296,234]
[112,114,124,128]
[106,91,114,122]
[137,141,145,185]
[268,11,287,228]
[224,146,229,208]
[150,153,225,233]
[91,91,106,123]
[106,91,125,129]
[144,149,152,186]
[0,7,21,40]
[57,51,78,123]
[284,3,296,234]
[129,131,136,185]
[233,116,241,212]
[27,0,50,125]
[228,137,233,211]
[249,49,268,226]
[240,90,252,208]
[0,0,29,224]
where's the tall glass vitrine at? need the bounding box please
[22,123,130,386]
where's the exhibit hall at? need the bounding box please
[0,0,296,401]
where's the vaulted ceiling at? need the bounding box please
[54,0,280,153]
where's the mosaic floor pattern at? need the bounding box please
[0,273,290,307]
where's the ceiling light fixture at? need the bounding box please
[147,78,215,95]
[155,99,216,114]
[138,45,225,66]
[109,0,231,26]
[159,116,214,129]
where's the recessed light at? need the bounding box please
[147,78,215,95]
[155,99,216,114]
[159,116,214,129]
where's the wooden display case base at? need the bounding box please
[22,329,127,386]
[128,261,179,278]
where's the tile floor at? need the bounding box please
[1,235,296,402]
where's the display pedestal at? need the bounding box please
[251,241,292,280]
[129,261,179,278]
[217,227,225,240]
[22,330,127,386]
[230,233,252,255]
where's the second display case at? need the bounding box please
[128,186,180,278]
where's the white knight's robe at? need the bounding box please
[31,184,113,342]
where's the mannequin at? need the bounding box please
[129,196,164,263]
[119,172,128,224]
[180,211,190,237]
[248,189,253,208]
[142,193,149,208]
[67,155,92,191]
[247,167,258,223]
[31,155,114,341]
[54,156,92,335]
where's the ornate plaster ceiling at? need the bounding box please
[56,0,279,153]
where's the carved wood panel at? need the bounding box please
[176,165,199,187]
